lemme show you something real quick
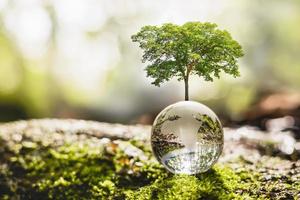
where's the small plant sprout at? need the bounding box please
[131,22,244,101]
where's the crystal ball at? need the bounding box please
[151,101,223,174]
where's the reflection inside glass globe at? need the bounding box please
[151,101,223,175]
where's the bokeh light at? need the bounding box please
[0,0,299,123]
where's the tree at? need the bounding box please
[194,114,223,144]
[131,22,244,100]
[151,107,184,158]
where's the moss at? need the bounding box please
[124,165,269,200]
[0,132,299,199]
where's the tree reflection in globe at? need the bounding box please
[151,101,223,175]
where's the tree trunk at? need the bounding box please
[184,77,189,101]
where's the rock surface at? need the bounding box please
[0,119,299,199]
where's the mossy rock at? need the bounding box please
[0,119,299,199]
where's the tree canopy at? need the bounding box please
[131,22,244,100]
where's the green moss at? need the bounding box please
[125,166,264,200]
[0,133,299,199]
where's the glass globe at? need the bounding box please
[151,101,223,175]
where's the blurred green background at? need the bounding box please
[0,0,300,124]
